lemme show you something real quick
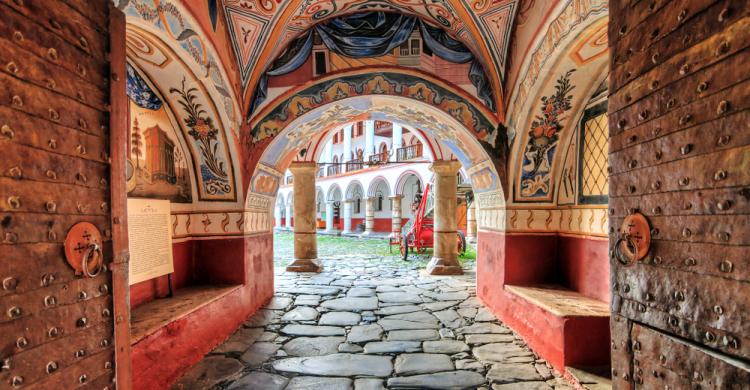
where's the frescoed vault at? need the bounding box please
[222,0,519,113]
[249,68,499,144]
[125,22,239,202]
[505,5,609,203]
[242,94,507,234]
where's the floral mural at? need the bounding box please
[170,78,232,197]
[126,65,192,203]
[519,69,575,198]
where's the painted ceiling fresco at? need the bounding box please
[249,68,498,145]
[127,65,194,203]
[253,94,503,196]
[222,0,518,112]
[125,26,238,202]
[118,0,240,130]
[507,10,609,203]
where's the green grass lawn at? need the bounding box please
[273,231,476,269]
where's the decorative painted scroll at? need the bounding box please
[249,69,497,145]
[519,69,575,199]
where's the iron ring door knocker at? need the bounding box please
[614,234,639,266]
[615,212,652,266]
[64,222,104,277]
[81,243,103,277]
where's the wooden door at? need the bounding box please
[608,0,750,387]
[0,1,130,389]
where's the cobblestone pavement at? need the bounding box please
[173,236,572,390]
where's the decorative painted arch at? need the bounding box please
[222,0,517,114]
[367,176,392,198]
[241,93,508,237]
[394,170,424,196]
[345,180,365,201]
[507,14,609,203]
[125,24,239,202]
[327,184,343,202]
[122,0,240,131]
[247,67,499,145]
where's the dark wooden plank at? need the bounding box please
[107,4,133,389]
[610,16,750,114]
[0,106,108,163]
[0,2,108,87]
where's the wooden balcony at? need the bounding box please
[368,152,389,164]
[396,143,423,161]
[345,159,364,172]
[326,165,341,176]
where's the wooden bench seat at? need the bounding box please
[505,284,610,318]
[130,284,241,344]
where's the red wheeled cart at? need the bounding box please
[396,183,466,261]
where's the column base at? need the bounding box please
[466,236,477,244]
[426,257,463,275]
[361,230,375,235]
[286,258,323,273]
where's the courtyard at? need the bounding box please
[171,234,580,389]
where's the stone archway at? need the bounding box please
[241,92,507,278]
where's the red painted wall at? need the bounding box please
[131,234,274,390]
[130,240,196,309]
[476,230,610,372]
[372,218,391,232]
[557,234,610,302]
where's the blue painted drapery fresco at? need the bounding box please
[249,12,494,116]
[126,63,162,110]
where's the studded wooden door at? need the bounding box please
[0,1,131,389]
[608,0,750,387]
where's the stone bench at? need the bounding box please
[504,284,611,371]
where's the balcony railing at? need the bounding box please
[346,159,364,172]
[396,143,423,161]
[368,152,389,164]
[326,165,341,176]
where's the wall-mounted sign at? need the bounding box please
[127,198,174,285]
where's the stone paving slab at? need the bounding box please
[394,353,454,375]
[363,341,422,354]
[272,354,393,377]
[177,245,571,390]
[286,376,353,390]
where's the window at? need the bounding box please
[333,133,338,144]
[399,42,409,56]
[375,191,384,211]
[578,103,609,204]
[410,39,420,55]
[313,50,327,76]
[354,197,361,214]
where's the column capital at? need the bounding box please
[289,161,318,174]
[388,195,403,201]
[430,160,462,175]
[343,199,353,204]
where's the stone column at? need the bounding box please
[427,160,463,275]
[363,196,375,235]
[466,201,477,243]
[325,201,336,232]
[286,162,322,272]
[364,120,375,160]
[342,199,353,234]
[390,195,403,237]
[391,123,402,162]
[274,204,282,228]
[285,202,293,229]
